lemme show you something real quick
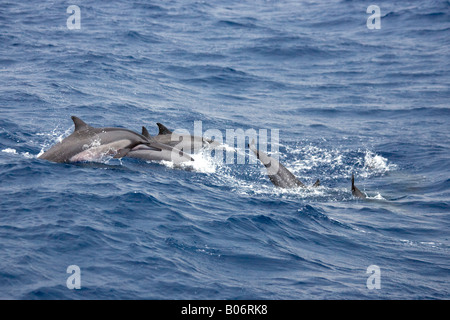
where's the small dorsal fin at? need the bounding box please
[141,126,151,139]
[351,173,367,199]
[71,116,91,131]
[312,179,320,187]
[156,123,172,135]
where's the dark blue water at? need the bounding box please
[1,0,449,299]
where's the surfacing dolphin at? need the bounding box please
[38,116,153,163]
[351,174,367,199]
[125,127,194,164]
[248,140,320,189]
[153,122,221,154]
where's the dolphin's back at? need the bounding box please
[38,131,89,162]
[248,141,305,188]
[267,165,305,188]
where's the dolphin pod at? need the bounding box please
[38,116,369,198]
[125,127,194,164]
[38,116,193,164]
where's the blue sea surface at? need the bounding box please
[0,0,449,299]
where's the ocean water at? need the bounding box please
[0,0,449,300]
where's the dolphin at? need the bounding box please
[351,174,367,199]
[38,116,156,163]
[248,140,320,189]
[153,122,221,154]
[125,127,194,164]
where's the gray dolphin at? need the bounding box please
[153,122,221,154]
[248,140,320,189]
[38,116,156,163]
[351,174,367,199]
[125,127,194,164]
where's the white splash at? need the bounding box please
[187,150,218,173]
[2,148,36,159]
[158,147,222,174]
[369,193,386,200]
[361,150,397,176]
[2,148,17,154]
[21,152,34,159]
[290,145,343,169]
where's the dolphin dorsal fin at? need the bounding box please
[141,126,159,143]
[312,179,320,187]
[156,123,172,135]
[351,174,355,189]
[71,116,91,131]
[141,126,151,139]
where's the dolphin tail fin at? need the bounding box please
[156,123,172,135]
[312,179,320,187]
